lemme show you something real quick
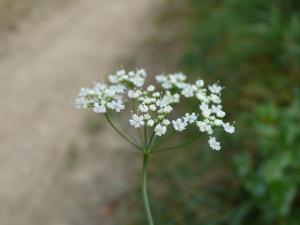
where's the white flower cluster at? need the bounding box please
[129,86,180,136]
[156,73,235,150]
[74,83,125,113]
[74,69,235,150]
[108,69,146,88]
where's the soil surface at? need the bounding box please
[0,0,159,224]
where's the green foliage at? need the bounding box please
[234,97,300,224]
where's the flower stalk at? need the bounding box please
[73,68,235,224]
[142,152,154,225]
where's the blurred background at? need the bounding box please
[0,0,300,225]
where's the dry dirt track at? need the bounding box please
[0,0,159,224]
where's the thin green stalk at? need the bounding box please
[147,131,157,151]
[153,134,201,153]
[104,113,142,151]
[152,130,176,149]
[142,153,154,225]
[144,126,148,149]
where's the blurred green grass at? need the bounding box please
[123,1,300,225]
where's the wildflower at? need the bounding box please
[212,105,226,118]
[74,68,235,225]
[74,97,89,109]
[183,113,198,124]
[199,103,211,118]
[129,114,144,128]
[147,119,155,127]
[156,72,186,90]
[223,122,235,133]
[149,104,157,111]
[208,137,221,150]
[181,84,195,98]
[172,118,188,131]
[143,114,151,120]
[210,94,221,104]
[154,124,167,136]
[147,85,155,92]
[209,83,223,94]
[162,119,171,126]
[139,104,149,113]
[195,79,204,87]
[214,119,223,126]
[79,88,89,97]
[196,121,213,134]
[107,100,125,112]
[128,90,140,98]
[93,102,106,113]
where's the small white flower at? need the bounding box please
[181,84,194,98]
[79,88,89,97]
[108,75,118,83]
[184,113,198,124]
[156,73,187,90]
[131,77,144,87]
[139,104,149,113]
[154,124,167,136]
[212,105,226,118]
[95,83,107,91]
[147,119,155,127]
[147,85,155,92]
[162,119,171,126]
[144,114,151,120]
[110,84,125,94]
[199,103,211,118]
[214,119,223,126]
[129,114,145,128]
[93,103,106,113]
[195,79,204,87]
[155,74,167,82]
[208,137,221,150]
[104,88,116,98]
[195,90,208,102]
[116,69,126,76]
[137,69,146,77]
[152,92,160,98]
[209,83,223,94]
[74,97,89,109]
[223,122,235,133]
[143,97,156,104]
[158,105,173,114]
[149,104,157,111]
[172,118,188,132]
[108,100,125,112]
[196,121,213,134]
[210,94,221,104]
[128,90,140,98]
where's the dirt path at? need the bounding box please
[0,0,159,224]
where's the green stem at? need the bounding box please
[144,126,148,148]
[147,131,157,151]
[142,153,154,225]
[152,130,176,149]
[104,113,142,151]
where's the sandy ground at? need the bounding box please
[0,0,159,224]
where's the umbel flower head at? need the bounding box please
[73,69,235,151]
